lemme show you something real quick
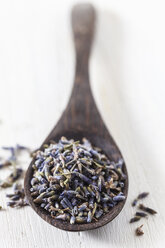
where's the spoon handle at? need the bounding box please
[72,3,95,74]
[65,4,104,131]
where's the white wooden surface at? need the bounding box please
[0,0,165,247]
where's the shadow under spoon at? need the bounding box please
[24,3,128,232]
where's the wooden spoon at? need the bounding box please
[24,3,128,232]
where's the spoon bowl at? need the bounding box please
[24,3,128,232]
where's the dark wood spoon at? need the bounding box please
[24,3,128,232]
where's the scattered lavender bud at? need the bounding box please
[130,216,141,223]
[135,212,148,218]
[135,225,144,236]
[137,192,149,200]
[6,183,28,208]
[139,204,157,215]
[132,192,149,207]
[132,199,138,207]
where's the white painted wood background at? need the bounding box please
[0,0,165,247]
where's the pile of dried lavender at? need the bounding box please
[0,145,30,208]
[30,137,126,224]
[130,192,157,236]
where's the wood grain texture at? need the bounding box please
[0,0,165,247]
[24,3,128,232]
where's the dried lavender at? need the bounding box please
[137,192,149,200]
[130,216,141,223]
[139,204,157,215]
[0,161,12,169]
[0,144,31,189]
[6,183,28,208]
[0,144,31,210]
[130,193,158,237]
[2,146,16,162]
[30,137,126,224]
[132,199,138,207]
[135,224,144,236]
[2,144,30,163]
[132,192,149,207]
[135,211,148,218]
[0,168,23,188]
